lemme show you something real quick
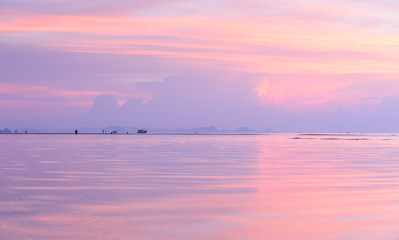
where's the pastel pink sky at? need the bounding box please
[1,0,399,131]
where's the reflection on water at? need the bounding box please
[1,134,399,239]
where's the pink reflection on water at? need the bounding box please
[251,136,399,239]
[2,134,399,239]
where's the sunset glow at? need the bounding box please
[4,3,399,240]
[1,0,399,131]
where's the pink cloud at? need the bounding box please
[0,83,151,114]
[254,73,399,111]
[1,6,398,74]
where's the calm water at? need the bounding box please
[1,133,399,239]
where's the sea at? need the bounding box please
[1,133,399,240]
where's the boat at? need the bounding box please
[137,129,147,133]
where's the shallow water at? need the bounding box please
[1,133,399,239]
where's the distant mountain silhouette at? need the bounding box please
[0,128,11,133]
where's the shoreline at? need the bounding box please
[0,132,273,135]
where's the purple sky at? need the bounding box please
[1,0,399,132]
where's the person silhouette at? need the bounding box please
[75,129,78,134]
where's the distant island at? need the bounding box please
[0,128,13,133]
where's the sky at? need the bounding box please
[1,0,399,132]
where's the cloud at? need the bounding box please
[2,0,398,74]
[0,0,179,16]
[1,0,399,132]
[0,42,177,91]
[82,71,280,129]
[1,42,398,131]
[2,69,399,132]
[78,70,399,132]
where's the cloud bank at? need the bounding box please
[80,72,399,132]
